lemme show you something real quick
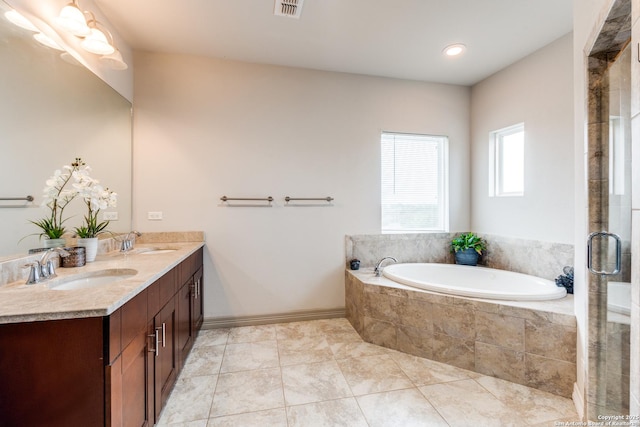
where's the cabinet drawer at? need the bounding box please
[121,289,148,353]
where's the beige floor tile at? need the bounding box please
[275,320,326,340]
[475,376,579,424]
[219,340,279,373]
[391,352,476,386]
[158,375,218,425]
[209,368,284,417]
[278,335,334,366]
[282,360,352,405]
[419,379,524,427]
[314,318,360,334]
[357,388,449,427]
[158,420,208,427]
[528,417,584,427]
[325,328,364,345]
[337,354,413,396]
[194,328,229,347]
[286,397,368,427]
[227,325,276,343]
[207,408,288,427]
[329,339,389,360]
[181,344,225,378]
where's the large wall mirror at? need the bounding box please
[0,0,132,260]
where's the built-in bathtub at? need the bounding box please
[383,263,567,301]
[345,266,577,398]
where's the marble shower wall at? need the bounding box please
[346,233,574,281]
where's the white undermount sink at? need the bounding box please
[51,269,138,291]
[137,248,177,255]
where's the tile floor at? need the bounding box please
[157,318,580,426]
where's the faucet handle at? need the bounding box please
[23,262,41,285]
[45,260,57,278]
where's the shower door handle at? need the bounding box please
[587,231,622,276]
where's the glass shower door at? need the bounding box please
[588,41,632,418]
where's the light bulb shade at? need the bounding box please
[80,27,115,55]
[33,33,65,51]
[100,49,128,70]
[4,10,38,32]
[57,4,90,36]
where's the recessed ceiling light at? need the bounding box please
[443,43,466,57]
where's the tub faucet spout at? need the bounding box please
[374,257,397,277]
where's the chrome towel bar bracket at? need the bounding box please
[0,195,34,202]
[284,197,333,203]
[220,196,273,207]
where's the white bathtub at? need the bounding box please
[382,263,567,301]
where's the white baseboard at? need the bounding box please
[572,382,584,420]
[202,308,346,329]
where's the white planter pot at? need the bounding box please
[77,237,98,262]
[43,238,66,249]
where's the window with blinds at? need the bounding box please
[381,132,449,233]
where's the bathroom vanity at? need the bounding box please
[0,243,204,427]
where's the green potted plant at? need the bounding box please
[451,232,486,266]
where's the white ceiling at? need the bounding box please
[95,0,573,86]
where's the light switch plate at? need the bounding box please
[148,211,163,220]
[103,212,118,221]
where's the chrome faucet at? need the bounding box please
[24,248,70,284]
[374,256,397,277]
[120,231,142,252]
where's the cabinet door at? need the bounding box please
[108,324,154,427]
[153,299,177,422]
[192,267,204,331]
[177,277,193,368]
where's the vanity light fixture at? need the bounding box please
[56,1,90,37]
[56,2,126,69]
[99,48,128,70]
[4,9,38,32]
[443,43,466,57]
[5,8,66,52]
[80,20,115,55]
[33,32,65,51]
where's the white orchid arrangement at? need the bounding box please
[72,162,118,238]
[31,158,85,239]
[29,158,117,240]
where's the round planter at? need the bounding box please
[77,237,98,262]
[43,238,66,249]
[454,248,480,266]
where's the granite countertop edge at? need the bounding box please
[0,242,204,325]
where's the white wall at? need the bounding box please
[470,33,574,244]
[133,52,470,319]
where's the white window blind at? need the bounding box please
[381,132,449,233]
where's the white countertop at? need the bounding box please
[0,242,204,324]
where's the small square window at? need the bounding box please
[489,123,524,197]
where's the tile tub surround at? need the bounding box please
[0,233,204,324]
[346,270,577,398]
[157,318,579,425]
[346,233,574,281]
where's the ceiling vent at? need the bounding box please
[274,0,304,19]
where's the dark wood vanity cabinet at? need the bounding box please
[0,248,204,427]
